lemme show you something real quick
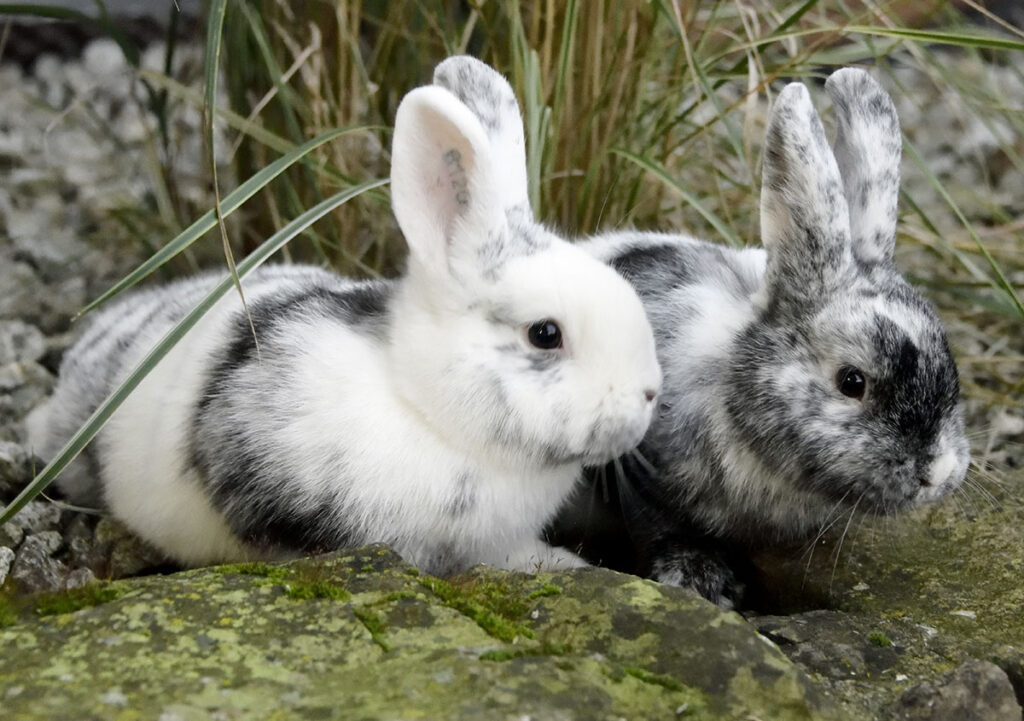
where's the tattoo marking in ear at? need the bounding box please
[444,149,469,206]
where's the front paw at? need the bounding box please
[651,548,744,609]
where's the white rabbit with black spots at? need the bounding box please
[34,56,662,575]
[550,69,970,607]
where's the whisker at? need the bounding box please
[628,447,659,477]
[801,490,854,570]
[962,476,1002,510]
[829,494,865,593]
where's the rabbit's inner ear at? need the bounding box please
[390,87,501,280]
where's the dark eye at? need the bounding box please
[527,320,562,350]
[836,366,866,400]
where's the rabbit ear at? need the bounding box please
[825,68,901,265]
[760,81,853,308]
[432,55,530,217]
[390,85,506,281]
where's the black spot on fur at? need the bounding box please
[611,243,693,294]
[445,472,476,518]
[189,277,392,551]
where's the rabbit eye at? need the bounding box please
[836,366,866,400]
[527,320,562,350]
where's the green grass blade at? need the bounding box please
[613,148,745,248]
[0,178,388,527]
[203,0,243,303]
[772,0,821,36]
[904,140,1024,320]
[844,25,1024,53]
[79,127,365,315]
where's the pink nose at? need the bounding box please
[644,389,657,403]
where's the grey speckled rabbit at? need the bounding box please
[549,69,970,607]
[32,56,662,575]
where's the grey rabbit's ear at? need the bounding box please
[825,68,901,266]
[433,56,530,217]
[760,81,853,308]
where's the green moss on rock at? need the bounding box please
[31,581,128,617]
[417,574,535,642]
[0,545,840,720]
[868,631,892,648]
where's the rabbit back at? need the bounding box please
[47,265,587,571]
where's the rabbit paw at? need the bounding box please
[651,547,745,610]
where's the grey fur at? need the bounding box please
[826,69,902,265]
[477,209,551,280]
[433,60,518,136]
[553,69,970,605]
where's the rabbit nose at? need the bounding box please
[644,389,657,403]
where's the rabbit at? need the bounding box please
[547,68,970,607]
[33,56,663,576]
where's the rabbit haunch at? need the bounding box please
[35,57,662,574]
[555,68,969,604]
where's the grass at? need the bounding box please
[1,0,1021,524]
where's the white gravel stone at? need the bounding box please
[0,546,15,586]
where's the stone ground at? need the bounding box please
[0,20,1023,721]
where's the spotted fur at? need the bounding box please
[36,58,662,575]
[552,69,969,606]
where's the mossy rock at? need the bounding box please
[0,545,842,720]
[751,468,1024,718]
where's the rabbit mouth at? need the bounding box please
[579,423,650,466]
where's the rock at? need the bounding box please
[0,321,45,365]
[10,531,66,593]
[92,517,171,578]
[0,361,54,427]
[0,260,41,323]
[0,441,32,495]
[3,500,62,536]
[0,522,24,549]
[0,546,14,586]
[0,546,845,720]
[991,646,1024,711]
[63,567,96,590]
[748,468,1024,719]
[63,514,99,569]
[894,660,1021,720]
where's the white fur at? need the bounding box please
[41,59,661,575]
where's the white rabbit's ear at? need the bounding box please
[825,68,901,266]
[390,85,505,280]
[432,55,530,217]
[760,81,853,307]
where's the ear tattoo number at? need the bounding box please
[443,148,470,206]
